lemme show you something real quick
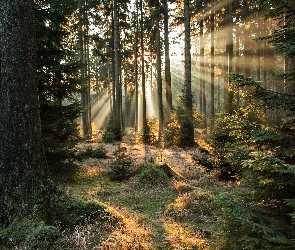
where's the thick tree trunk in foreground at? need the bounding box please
[0,0,48,227]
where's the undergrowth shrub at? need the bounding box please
[242,151,295,199]
[34,187,106,229]
[77,145,107,160]
[192,147,213,170]
[165,108,202,148]
[208,113,250,180]
[108,144,134,181]
[0,219,72,249]
[102,112,122,143]
[136,162,170,187]
[215,193,295,249]
[140,117,159,145]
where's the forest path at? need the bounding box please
[67,130,235,249]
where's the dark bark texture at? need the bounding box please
[0,0,48,227]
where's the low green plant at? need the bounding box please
[0,219,72,249]
[215,193,295,249]
[136,162,170,187]
[77,145,107,160]
[102,112,122,143]
[165,108,202,148]
[140,117,159,145]
[108,144,134,181]
[192,147,213,170]
[32,186,106,229]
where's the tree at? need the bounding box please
[210,0,215,130]
[140,0,148,143]
[79,0,92,138]
[163,0,172,123]
[180,0,195,147]
[155,0,164,142]
[0,0,49,226]
[134,0,140,132]
[36,0,81,180]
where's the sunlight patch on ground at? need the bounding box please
[162,219,210,249]
[96,201,154,249]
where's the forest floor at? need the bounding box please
[64,129,248,249]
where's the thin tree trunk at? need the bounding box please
[78,6,87,136]
[140,0,147,133]
[113,0,121,129]
[156,0,163,140]
[134,0,139,132]
[163,0,172,123]
[210,0,215,130]
[200,19,206,128]
[183,0,195,146]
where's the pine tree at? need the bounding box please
[0,0,50,226]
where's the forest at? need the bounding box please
[0,0,295,249]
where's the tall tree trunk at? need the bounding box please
[140,0,147,136]
[156,0,164,141]
[79,1,91,138]
[225,1,234,114]
[134,0,139,132]
[200,19,207,128]
[210,0,215,130]
[163,0,172,123]
[85,0,92,137]
[199,20,205,115]
[113,0,121,130]
[183,0,195,146]
[0,0,49,226]
[78,6,87,136]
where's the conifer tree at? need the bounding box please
[0,0,50,226]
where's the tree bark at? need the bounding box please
[113,0,122,130]
[0,0,49,226]
[210,0,215,130]
[134,0,139,132]
[156,0,164,140]
[163,0,172,123]
[140,0,147,134]
[183,0,195,146]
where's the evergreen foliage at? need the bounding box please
[108,144,134,181]
[140,117,159,145]
[208,0,295,246]
[36,0,82,181]
[102,112,122,143]
[216,193,295,249]
[137,162,170,187]
[165,106,202,148]
[77,145,107,160]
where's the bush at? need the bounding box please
[215,193,295,249]
[0,220,72,249]
[165,108,201,148]
[208,113,250,180]
[140,117,159,145]
[33,186,106,228]
[108,144,134,181]
[136,162,170,187]
[77,145,107,160]
[192,147,213,170]
[102,112,122,143]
